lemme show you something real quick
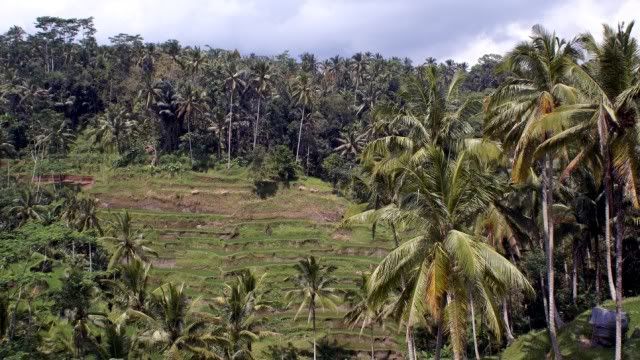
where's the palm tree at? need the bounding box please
[89,312,134,359]
[291,73,314,162]
[124,282,222,359]
[100,211,158,269]
[74,198,102,234]
[343,273,383,360]
[363,147,533,360]
[224,62,246,169]
[485,25,582,359]
[88,104,136,155]
[334,129,366,158]
[350,53,369,106]
[536,22,640,359]
[105,258,151,311]
[213,271,271,359]
[176,83,207,165]
[185,46,206,79]
[250,60,274,150]
[9,188,46,226]
[285,256,340,360]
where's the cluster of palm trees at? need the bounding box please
[342,23,640,360]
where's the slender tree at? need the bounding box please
[291,73,314,162]
[285,256,340,360]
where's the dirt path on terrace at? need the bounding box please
[25,174,95,189]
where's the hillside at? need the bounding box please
[501,297,640,360]
[85,167,402,357]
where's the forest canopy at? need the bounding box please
[1,15,640,360]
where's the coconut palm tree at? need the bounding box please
[532,22,640,359]
[250,60,274,150]
[224,62,246,169]
[185,46,206,79]
[212,271,271,359]
[334,129,366,158]
[343,273,383,360]
[350,53,369,106]
[74,198,102,234]
[291,73,314,162]
[100,211,157,269]
[364,147,533,360]
[124,282,222,359]
[285,256,340,360]
[88,104,137,155]
[176,82,207,165]
[104,258,151,311]
[485,25,582,359]
[9,188,46,226]
[89,312,134,359]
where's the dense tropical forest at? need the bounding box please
[1,15,640,360]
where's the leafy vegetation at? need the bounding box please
[1,15,640,360]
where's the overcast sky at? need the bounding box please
[1,0,638,64]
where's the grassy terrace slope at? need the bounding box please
[87,167,403,357]
[502,297,640,359]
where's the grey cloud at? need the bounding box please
[0,0,633,64]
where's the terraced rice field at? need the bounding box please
[86,167,404,358]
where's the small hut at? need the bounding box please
[589,307,629,347]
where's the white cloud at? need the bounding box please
[1,0,637,64]
[450,0,640,64]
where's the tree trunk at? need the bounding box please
[470,292,481,360]
[217,121,223,160]
[253,97,261,150]
[296,108,305,162]
[227,92,233,170]
[540,274,550,325]
[503,299,515,344]
[542,155,562,360]
[572,240,578,305]
[390,222,399,248]
[370,323,375,360]
[406,325,416,360]
[8,286,22,340]
[187,114,194,166]
[434,320,443,360]
[595,232,601,303]
[614,187,624,360]
[311,296,317,360]
[598,108,617,301]
[371,195,380,242]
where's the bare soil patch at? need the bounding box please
[25,174,95,189]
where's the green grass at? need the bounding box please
[501,296,640,359]
[86,167,404,356]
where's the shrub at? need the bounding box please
[252,145,299,185]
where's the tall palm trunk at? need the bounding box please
[434,319,443,360]
[614,187,624,360]
[470,292,481,360]
[296,107,305,162]
[503,299,515,344]
[311,298,317,360]
[187,114,194,166]
[572,240,578,304]
[227,92,234,170]
[542,154,562,360]
[390,222,399,248]
[595,232,601,303]
[370,323,375,360]
[406,325,416,360]
[253,97,261,150]
[598,108,617,301]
